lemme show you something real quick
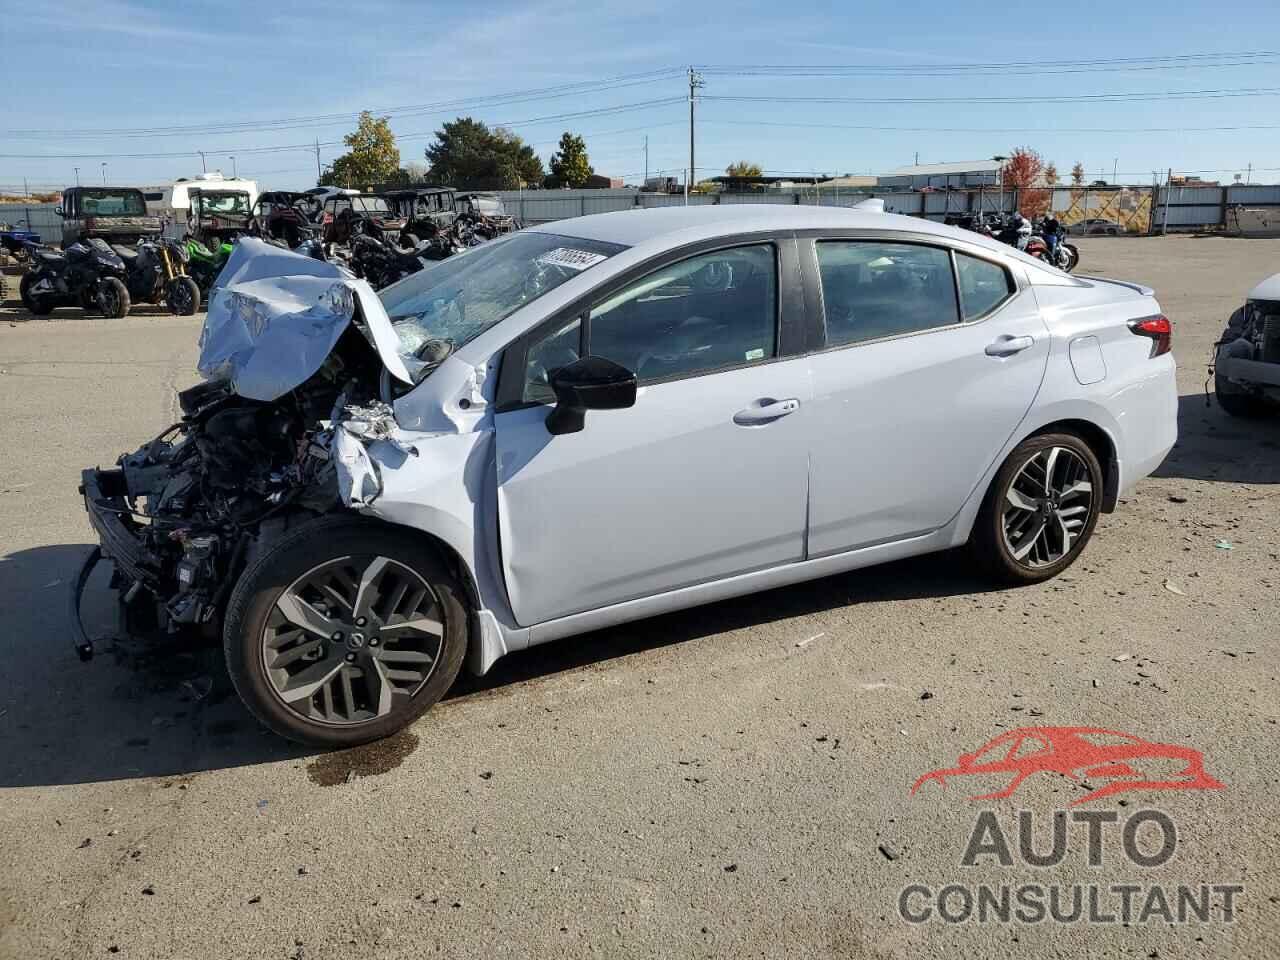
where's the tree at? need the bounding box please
[725,161,762,178]
[1070,162,1086,186]
[319,111,400,188]
[1002,146,1050,216]
[1043,162,1059,186]
[548,132,593,188]
[424,117,543,189]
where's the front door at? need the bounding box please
[804,238,1049,556]
[494,241,811,627]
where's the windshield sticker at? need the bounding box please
[535,247,608,271]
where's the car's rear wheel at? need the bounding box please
[971,433,1103,584]
[97,277,130,318]
[223,518,469,746]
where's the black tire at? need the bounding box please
[1062,244,1080,272]
[970,432,1103,585]
[223,517,470,747]
[97,277,130,318]
[166,277,200,316]
[400,232,420,250]
[18,273,54,315]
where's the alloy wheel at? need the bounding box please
[1000,446,1094,568]
[261,555,445,725]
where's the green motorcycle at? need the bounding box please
[185,237,233,302]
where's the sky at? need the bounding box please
[3,0,1280,193]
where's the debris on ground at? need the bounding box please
[1215,540,1234,550]
[878,843,900,861]
[1163,579,1187,596]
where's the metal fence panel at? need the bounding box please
[1159,204,1225,227]
[1226,185,1280,206]
[0,203,60,243]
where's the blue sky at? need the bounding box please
[3,0,1280,192]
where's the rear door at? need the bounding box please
[802,236,1049,555]
[493,239,811,626]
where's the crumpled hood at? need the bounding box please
[197,238,413,401]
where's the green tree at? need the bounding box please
[548,132,593,187]
[1070,162,1086,186]
[319,111,401,188]
[725,161,762,177]
[425,118,543,189]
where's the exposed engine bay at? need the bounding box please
[1214,273,1280,414]
[72,240,425,659]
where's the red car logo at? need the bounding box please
[911,726,1224,806]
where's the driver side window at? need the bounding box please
[589,244,777,384]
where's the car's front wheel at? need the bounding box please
[971,433,1103,584]
[223,518,469,746]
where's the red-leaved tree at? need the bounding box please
[1001,147,1050,217]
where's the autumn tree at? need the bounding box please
[424,118,544,189]
[547,132,593,187]
[725,161,763,177]
[1001,146,1050,216]
[320,111,400,188]
[1070,162,1086,186]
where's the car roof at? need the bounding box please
[528,204,1003,251]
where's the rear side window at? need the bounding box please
[588,244,777,383]
[955,252,1015,319]
[816,241,959,347]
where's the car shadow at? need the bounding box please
[1153,393,1280,484]
[0,542,999,788]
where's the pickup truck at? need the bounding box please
[59,186,162,247]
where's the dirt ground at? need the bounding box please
[0,236,1277,959]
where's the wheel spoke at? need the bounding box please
[370,660,394,717]
[1042,447,1060,495]
[275,592,337,639]
[1011,519,1047,560]
[353,556,390,621]
[278,658,344,704]
[1006,487,1038,512]
[381,616,443,637]
[372,648,435,664]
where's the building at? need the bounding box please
[878,160,1001,191]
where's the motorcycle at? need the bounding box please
[1031,220,1080,273]
[185,237,234,301]
[116,237,201,315]
[19,238,131,318]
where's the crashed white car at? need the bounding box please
[77,208,1177,745]
[1215,272,1280,417]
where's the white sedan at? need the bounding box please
[78,206,1178,745]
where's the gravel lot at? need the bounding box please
[1,236,1277,959]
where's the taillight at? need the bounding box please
[323,212,333,225]
[1128,314,1172,357]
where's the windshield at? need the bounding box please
[378,231,625,358]
[473,197,504,215]
[80,189,145,217]
[198,193,250,215]
[353,196,391,213]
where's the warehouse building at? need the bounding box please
[878,160,1001,190]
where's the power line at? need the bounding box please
[0,98,687,160]
[702,118,1280,134]
[3,69,686,140]
[703,86,1280,106]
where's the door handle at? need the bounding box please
[734,397,800,426]
[985,335,1035,357]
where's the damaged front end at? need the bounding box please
[73,239,420,660]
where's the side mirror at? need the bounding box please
[545,356,637,435]
[54,206,64,217]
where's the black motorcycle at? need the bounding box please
[116,237,201,315]
[19,238,131,318]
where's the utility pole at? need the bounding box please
[1161,167,1172,234]
[1113,158,1118,185]
[688,67,704,198]
[1247,163,1252,184]
[914,151,919,166]
[74,166,80,186]
[198,150,207,174]
[314,139,322,183]
[230,155,237,178]
[101,162,107,185]
[644,135,649,185]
